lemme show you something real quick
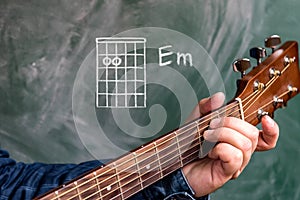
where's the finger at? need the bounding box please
[204,128,252,151]
[208,143,243,178]
[185,92,225,123]
[256,115,279,151]
[199,92,225,116]
[209,117,259,152]
[204,127,252,172]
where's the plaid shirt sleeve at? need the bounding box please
[0,149,209,200]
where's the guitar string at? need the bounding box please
[93,139,210,200]
[61,86,281,200]
[82,113,243,200]
[122,90,291,199]
[55,66,290,200]
[82,110,241,200]
[64,108,245,199]
[86,138,209,200]
[242,59,293,112]
[244,90,291,122]
[83,136,208,200]
[53,80,283,200]
[242,67,282,112]
[64,85,287,200]
[243,75,277,113]
[94,90,292,200]
[69,133,202,200]
[45,54,296,199]
[82,119,222,200]
[53,103,242,200]
[243,61,291,113]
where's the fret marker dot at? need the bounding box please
[107,185,111,191]
[146,164,150,170]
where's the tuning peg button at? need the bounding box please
[273,96,284,107]
[250,47,267,66]
[232,58,251,77]
[257,109,269,120]
[265,35,281,53]
[288,85,298,93]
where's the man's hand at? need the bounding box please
[182,92,279,197]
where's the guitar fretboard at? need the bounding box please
[34,40,300,200]
[37,101,242,200]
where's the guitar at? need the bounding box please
[35,40,300,200]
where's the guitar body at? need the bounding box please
[35,41,300,200]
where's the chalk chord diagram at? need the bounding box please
[96,37,147,108]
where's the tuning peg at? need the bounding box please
[273,96,285,108]
[257,109,269,120]
[250,47,267,66]
[232,58,251,77]
[265,35,281,53]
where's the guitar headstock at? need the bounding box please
[232,37,300,126]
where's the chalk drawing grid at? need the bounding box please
[96,38,146,108]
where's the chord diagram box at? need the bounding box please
[96,37,147,108]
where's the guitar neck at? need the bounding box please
[36,101,242,200]
[35,40,300,200]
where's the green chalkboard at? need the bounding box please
[1,0,300,199]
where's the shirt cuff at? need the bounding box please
[129,168,209,200]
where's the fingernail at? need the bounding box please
[209,118,222,128]
[203,130,217,142]
[212,92,225,101]
[265,115,275,128]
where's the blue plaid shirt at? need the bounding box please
[0,149,209,200]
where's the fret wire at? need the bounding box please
[85,110,244,199]
[133,152,144,189]
[97,141,184,200]
[114,162,124,200]
[62,88,292,200]
[106,131,218,200]
[82,112,243,200]
[88,89,270,200]
[154,142,164,178]
[174,131,183,167]
[68,111,242,200]
[74,181,82,200]
[195,121,204,158]
[85,139,191,199]
[76,142,180,200]
[84,162,162,200]
[115,108,270,199]
[93,172,102,200]
[94,119,198,180]
[120,156,183,197]
[90,109,243,199]
[52,115,239,200]
[51,103,242,200]
[99,145,191,200]
[55,190,59,200]
[51,105,243,199]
